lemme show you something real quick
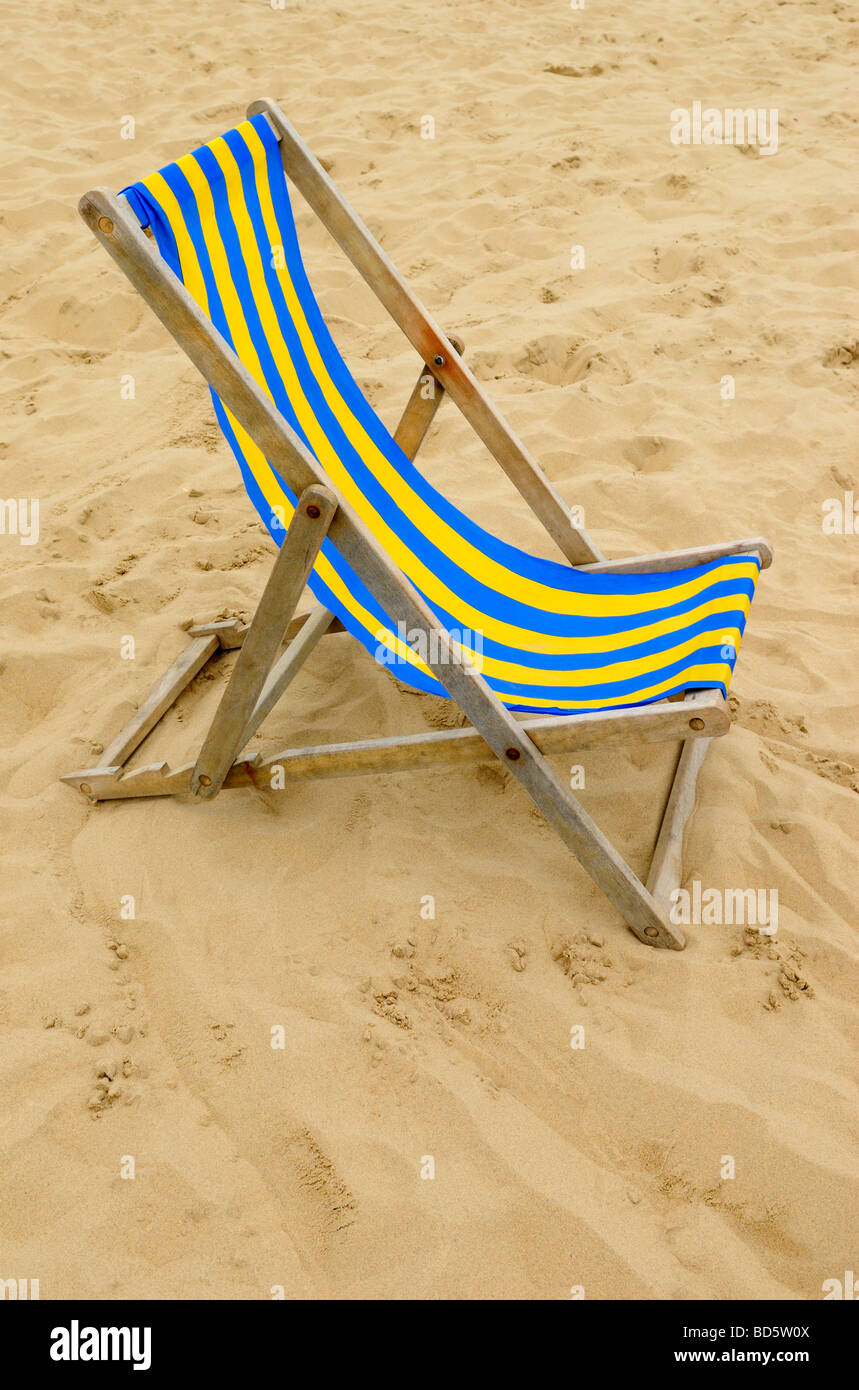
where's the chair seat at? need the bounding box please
[121,115,760,716]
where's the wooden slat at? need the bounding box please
[646,691,716,911]
[185,617,246,648]
[646,739,711,908]
[190,484,337,797]
[190,610,346,649]
[61,761,194,800]
[582,537,773,574]
[392,333,464,460]
[97,633,218,769]
[248,98,602,568]
[244,691,727,782]
[285,610,344,642]
[61,690,726,802]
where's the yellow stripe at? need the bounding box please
[369,589,754,664]
[490,663,737,709]
[142,171,211,313]
[468,621,747,687]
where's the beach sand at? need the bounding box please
[0,0,856,1299]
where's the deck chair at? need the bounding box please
[65,100,772,950]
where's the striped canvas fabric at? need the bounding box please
[120,114,760,715]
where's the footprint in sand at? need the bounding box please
[732,928,815,1008]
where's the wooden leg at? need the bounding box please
[646,691,714,913]
[237,603,335,752]
[190,484,337,799]
[647,740,710,909]
[450,681,686,951]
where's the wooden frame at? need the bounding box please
[65,99,772,950]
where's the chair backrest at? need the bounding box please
[119,114,760,715]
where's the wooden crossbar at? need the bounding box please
[62,689,729,797]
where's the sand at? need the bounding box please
[0,0,856,1300]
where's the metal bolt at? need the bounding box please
[306,503,321,519]
[80,783,93,796]
[433,353,446,367]
[198,774,212,787]
[505,746,521,761]
[689,717,705,731]
[97,216,114,234]
[645,926,660,938]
